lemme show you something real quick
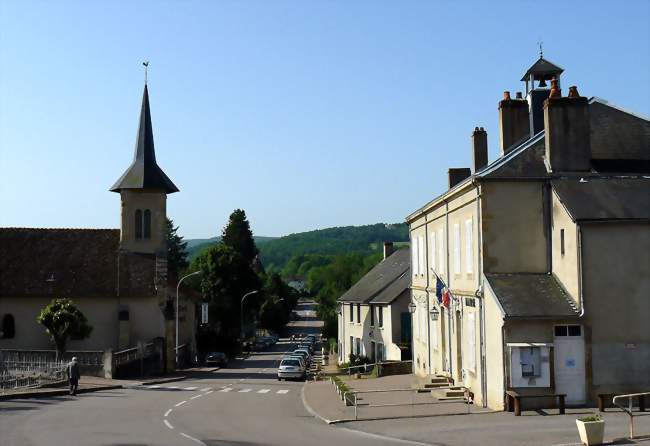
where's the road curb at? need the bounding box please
[0,384,123,401]
[136,375,187,386]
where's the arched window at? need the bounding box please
[135,209,143,239]
[1,314,15,339]
[143,209,151,239]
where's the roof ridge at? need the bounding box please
[0,227,119,232]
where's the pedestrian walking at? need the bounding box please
[66,357,80,396]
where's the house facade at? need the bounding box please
[0,84,198,371]
[407,57,650,410]
[337,243,411,364]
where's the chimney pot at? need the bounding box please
[548,77,561,99]
[543,93,591,172]
[515,92,523,99]
[503,91,511,100]
[568,85,581,98]
[448,168,471,189]
[383,242,394,260]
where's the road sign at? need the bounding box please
[201,303,209,324]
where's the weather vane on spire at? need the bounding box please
[142,61,150,85]
[537,41,543,59]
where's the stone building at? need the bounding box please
[406,56,649,410]
[0,84,197,371]
[337,243,412,364]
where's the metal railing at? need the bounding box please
[348,386,471,420]
[613,391,650,439]
[0,360,67,392]
[336,359,413,376]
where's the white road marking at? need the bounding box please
[164,408,172,417]
[219,388,232,392]
[149,385,162,389]
[164,419,174,430]
[200,387,211,392]
[167,386,179,390]
[180,432,206,445]
[277,389,289,394]
[190,394,203,400]
[238,388,252,393]
[175,400,187,407]
[205,390,214,395]
[184,386,198,390]
[257,389,270,394]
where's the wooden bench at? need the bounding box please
[506,390,566,416]
[598,393,646,412]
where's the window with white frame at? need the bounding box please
[465,312,476,372]
[430,231,436,272]
[438,228,444,275]
[465,219,473,274]
[411,236,418,276]
[453,223,461,274]
[418,236,425,276]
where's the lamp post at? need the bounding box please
[408,301,417,374]
[240,290,259,352]
[176,270,201,368]
[429,306,440,321]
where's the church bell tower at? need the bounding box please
[110,84,179,255]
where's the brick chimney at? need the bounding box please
[448,168,471,189]
[383,242,394,260]
[472,127,488,172]
[543,84,591,172]
[499,91,530,155]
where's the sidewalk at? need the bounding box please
[301,373,650,445]
[0,372,190,401]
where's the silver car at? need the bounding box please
[282,355,306,370]
[277,358,305,381]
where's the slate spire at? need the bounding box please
[110,85,179,193]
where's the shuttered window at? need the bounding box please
[465,219,473,274]
[453,223,461,274]
[411,236,418,276]
[430,231,436,272]
[418,236,425,276]
[438,228,445,275]
[466,312,476,372]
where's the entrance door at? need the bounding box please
[370,341,376,363]
[455,310,463,383]
[554,325,586,404]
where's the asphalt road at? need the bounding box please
[0,301,406,446]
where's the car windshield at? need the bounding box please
[281,359,299,367]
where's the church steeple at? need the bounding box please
[110,85,178,194]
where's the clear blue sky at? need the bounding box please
[1,1,648,239]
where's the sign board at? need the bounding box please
[201,303,209,324]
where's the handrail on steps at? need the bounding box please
[612,391,650,439]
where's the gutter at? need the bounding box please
[577,225,585,318]
[473,179,488,408]
[445,199,453,378]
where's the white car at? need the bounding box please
[282,355,306,370]
[277,358,306,381]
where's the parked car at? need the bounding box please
[293,349,311,365]
[277,358,306,381]
[251,340,267,351]
[282,354,306,370]
[205,352,228,367]
[297,343,314,354]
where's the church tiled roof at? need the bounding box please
[0,228,156,298]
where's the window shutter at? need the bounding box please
[453,223,461,274]
[465,219,473,273]
[438,228,444,275]
[430,232,436,272]
[411,236,418,276]
[418,236,425,276]
[466,312,476,372]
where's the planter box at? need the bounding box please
[576,419,605,446]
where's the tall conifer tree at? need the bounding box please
[221,209,258,264]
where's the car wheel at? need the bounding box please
[278,377,281,381]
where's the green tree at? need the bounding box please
[36,298,93,360]
[166,218,189,279]
[221,209,259,265]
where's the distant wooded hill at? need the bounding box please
[186,222,409,272]
[186,236,277,260]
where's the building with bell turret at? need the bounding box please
[0,83,197,373]
[406,55,649,410]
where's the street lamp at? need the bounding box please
[176,270,201,367]
[429,306,440,321]
[240,290,259,351]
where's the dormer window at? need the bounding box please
[135,209,143,239]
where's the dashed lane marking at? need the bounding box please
[180,432,206,445]
[164,409,172,417]
[257,389,270,394]
[150,385,162,389]
[205,390,214,395]
[175,400,187,407]
[200,387,211,392]
[277,389,289,394]
[238,388,252,393]
[219,388,232,392]
[190,394,203,400]
[164,419,174,430]
[184,386,198,390]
